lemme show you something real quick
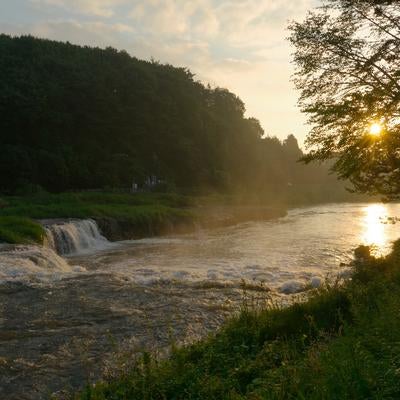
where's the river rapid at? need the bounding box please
[1,203,400,399]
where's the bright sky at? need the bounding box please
[0,0,321,144]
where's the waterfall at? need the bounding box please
[0,245,86,284]
[44,219,110,255]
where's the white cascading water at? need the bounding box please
[44,219,110,255]
[0,219,111,284]
[0,245,86,284]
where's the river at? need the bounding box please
[0,202,399,399]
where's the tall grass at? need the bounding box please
[77,243,400,399]
[0,192,192,219]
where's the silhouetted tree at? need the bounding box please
[289,0,400,198]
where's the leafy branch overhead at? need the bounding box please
[289,0,400,198]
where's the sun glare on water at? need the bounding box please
[362,204,388,255]
[369,123,383,137]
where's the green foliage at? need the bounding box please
[0,34,344,198]
[0,192,195,244]
[0,198,8,209]
[0,192,190,216]
[77,241,400,399]
[0,189,366,244]
[0,216,45,244]
[289,1,400,199]
[0,192,193,238]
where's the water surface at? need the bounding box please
[1,202,399,399]
[71,202,400,289]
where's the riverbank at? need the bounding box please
[78,242,400,399]
[0,186,377,245]
[0,192,286,244]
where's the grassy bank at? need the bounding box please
[0,189,371,245]
[76,243,400,399]
[0,191,288,244]
[0,216,45,244]
[0,192,194,244]
[0,192,191,219]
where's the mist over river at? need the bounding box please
[1,203,400,399]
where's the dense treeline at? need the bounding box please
[0,34,340,196]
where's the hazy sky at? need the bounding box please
[0,0,320,144]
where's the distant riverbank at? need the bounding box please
[0,192,288,245]
[0,192,286,244]
[0,188,376,246]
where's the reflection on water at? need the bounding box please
[362,204,388,254]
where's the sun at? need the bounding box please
[369,123,383,136]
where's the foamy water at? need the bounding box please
[0,245,86,284]
[44,218,116,255]
[1,203,400,291]
[68,203,400,292]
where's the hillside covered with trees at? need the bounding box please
[0,34,340,197]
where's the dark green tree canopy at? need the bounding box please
[0,34,343,201]
[289,0,400,198]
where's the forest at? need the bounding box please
[0,34,341,197]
